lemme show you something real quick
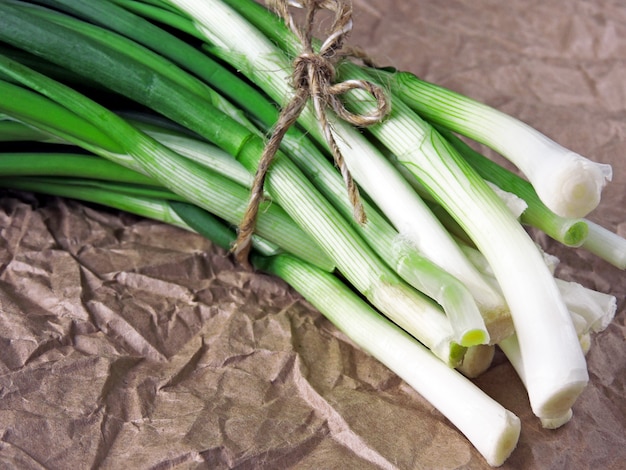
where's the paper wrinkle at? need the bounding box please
[281,354,399,470]
[2,0,626,468]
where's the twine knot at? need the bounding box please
[232,0,389,267]
[293,52,335,86]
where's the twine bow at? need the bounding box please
[232,0,390,266]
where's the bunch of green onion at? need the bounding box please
[0,0,622,466]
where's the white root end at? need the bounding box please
[499,334,588,420]
[457,344,495,378]
[541,409,573,429]
[481,410,521,467]
[532,152,612,219]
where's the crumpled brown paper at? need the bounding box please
[1,0,625,468]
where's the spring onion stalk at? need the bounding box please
[437,127,589,247]
[0,174,284,257]
[186,0,588,421]
[30,0,272,140]
[0,60,331,271]
[169,200,521,467]
[119,0,183,16]
[390,71,613,219]
[0,82,126,158]
[0,114,256,190]
[0,4,464,365]
[259,253,520,467]
[385,154,526,244]
[0,117,58,142]
[581,220,626,270]
[400,156,528,223]
[411,161,528,222]
[0,41,102,90]
[0,114,64,147]
[459,240,616,336]
[162,0,508,339]
[169,201,286,259]
[391,246,489,346]
[0,176,191,230]
[0,152,157,185]
[460,236,561,279]
[7,175,188,203]
[131,118,255,189]
[110,0,212,41]
[423,200,477,249]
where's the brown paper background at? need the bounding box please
[1,0,625,468]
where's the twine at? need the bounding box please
[232,0,390,266]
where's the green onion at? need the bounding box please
[467,242,616,333]
[31,0,495,346]
[0,2,466,364]
[0,152,156,185]
[258,253,520,467]
[174,0,509,338]
[0,57,331,271]
[581,220,626,270]
[0,0,622,466]
[0,116,59,142]
[392,71,613,219]
[175,0,587,422]
[436,126,590,247]
[0,175,191,230]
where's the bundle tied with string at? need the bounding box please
[231,0,390,266]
